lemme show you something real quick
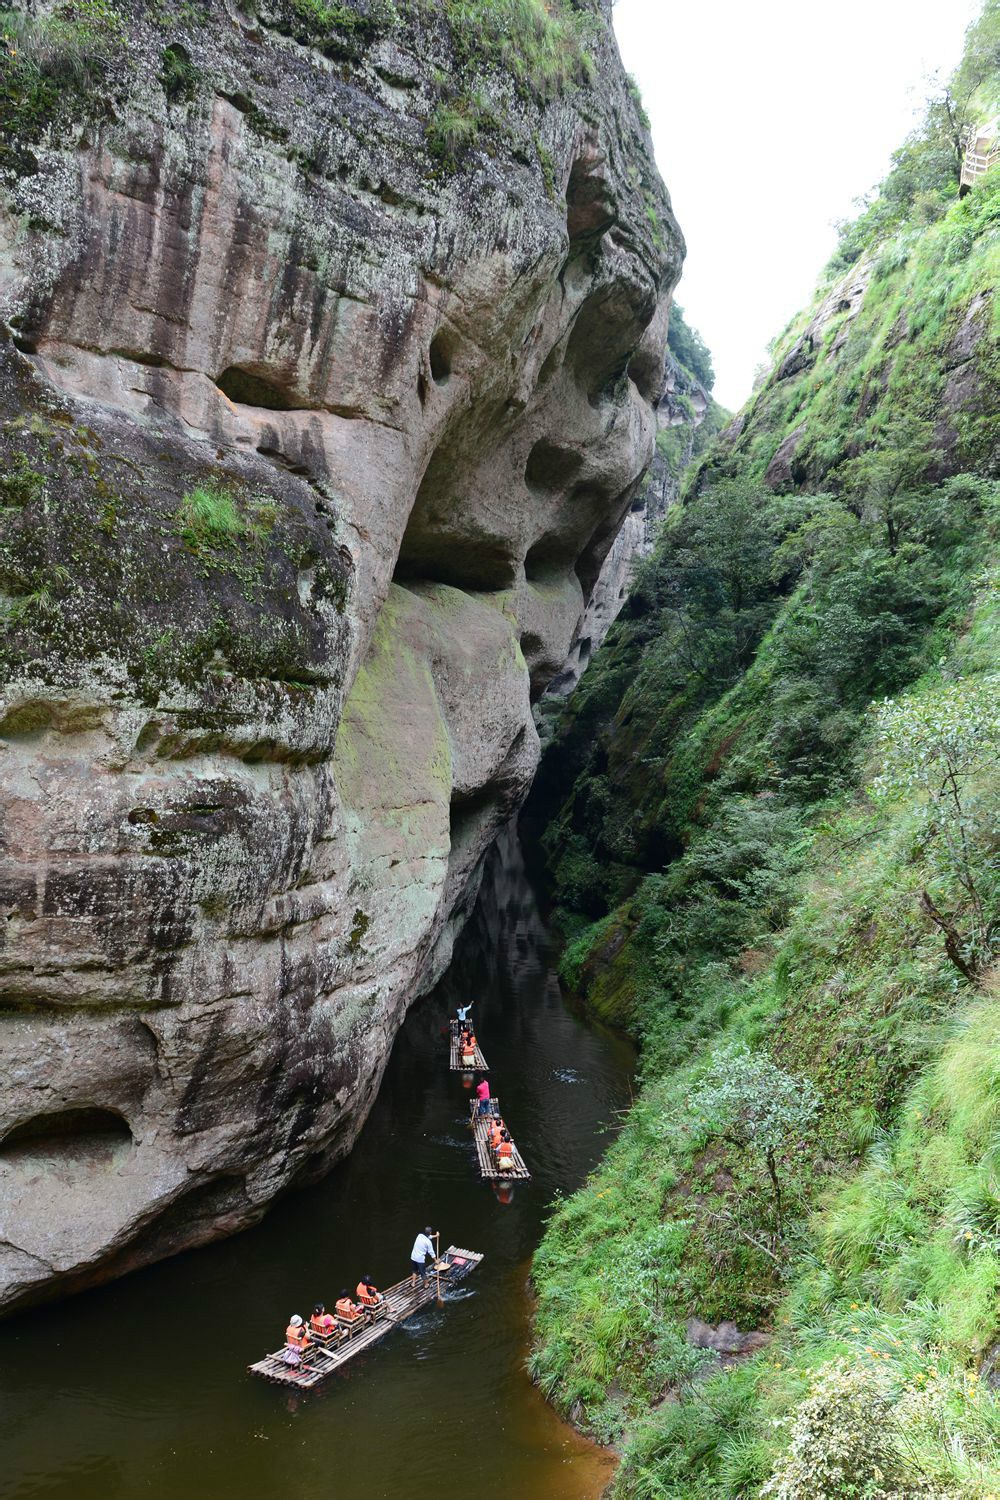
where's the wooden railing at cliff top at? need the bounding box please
[961,121,1000,189]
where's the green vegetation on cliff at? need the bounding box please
[529,7,1000,1494]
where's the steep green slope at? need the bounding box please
[528,8,1000,1495]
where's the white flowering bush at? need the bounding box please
[763,1356,987,1499]
[762,1360,902,1499]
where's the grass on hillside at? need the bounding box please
[528,17,1000,1485]
[531,580,1000,1498]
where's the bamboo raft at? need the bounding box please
[248,1247,484,1389]
[450,1021,488,1072]
[468,1099,531,1181]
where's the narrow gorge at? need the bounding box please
[2,3,999,1498]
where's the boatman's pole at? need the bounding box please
[434,1232,444,1307]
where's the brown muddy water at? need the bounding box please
[0,830,634,1500]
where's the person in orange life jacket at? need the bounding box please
[461,1031,477,1064]
[283,1314,310,1366]
[475,1075,494,1116]
[335,1289,364,1322]
[496,1129,514,1169]
[488,1118,504,1151]
[310,1302,335,1336]
[356,1275,384,1309]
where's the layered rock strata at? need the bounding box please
[0,0,681,1310]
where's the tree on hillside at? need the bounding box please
[827,0,1000,269]
[690,1043,820,1237]
[658,477,786,686]
[667,304,715,392]
[836,415,940,555]
[872,675,1000,979]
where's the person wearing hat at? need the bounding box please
[410,1226,437,1286]
[283,1313,310,1366]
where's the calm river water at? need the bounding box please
[0,829,634,1500]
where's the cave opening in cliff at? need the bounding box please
[216,366,304,411]
[564,289,636,406]
[523,534,572,583]
[0,1107,133,1167]
[523,438,584,497]
[428,330,453,386]
[393,444,519,593]
[573,485,633,597]
[448,784,500,873]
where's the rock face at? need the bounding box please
[0,0,681,1311]
[545,350,708,698]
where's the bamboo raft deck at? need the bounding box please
[469,1099,531,1181]
[248,1247,484,1389]
[450,1022,488,1072]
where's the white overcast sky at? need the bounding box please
[612,0,983,410]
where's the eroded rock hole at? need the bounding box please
[134,720,161,755]
[1,1107,133,1168]
[448,785,498,868]
[220,90,253,114]
[574,492,632,597]
[566,287,645,405]
[0,702,53,738]
[394,442,518,592]
[524,438,584,496]
[217,366,302,411]
[537,343,562,388]
[110,348,171,369]
[524,534,574,582]
[128,807,159,826]
[429,331,452,386]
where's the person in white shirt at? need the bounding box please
[410,1227,438,1287]
[455,1003,472,1025]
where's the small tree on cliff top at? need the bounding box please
[690,1043,820,1238]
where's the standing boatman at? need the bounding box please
[410,1226,438,1287]
[456,1002,472,1026]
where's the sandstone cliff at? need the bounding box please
[0,0,681,1311]
[544,347,715,702]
